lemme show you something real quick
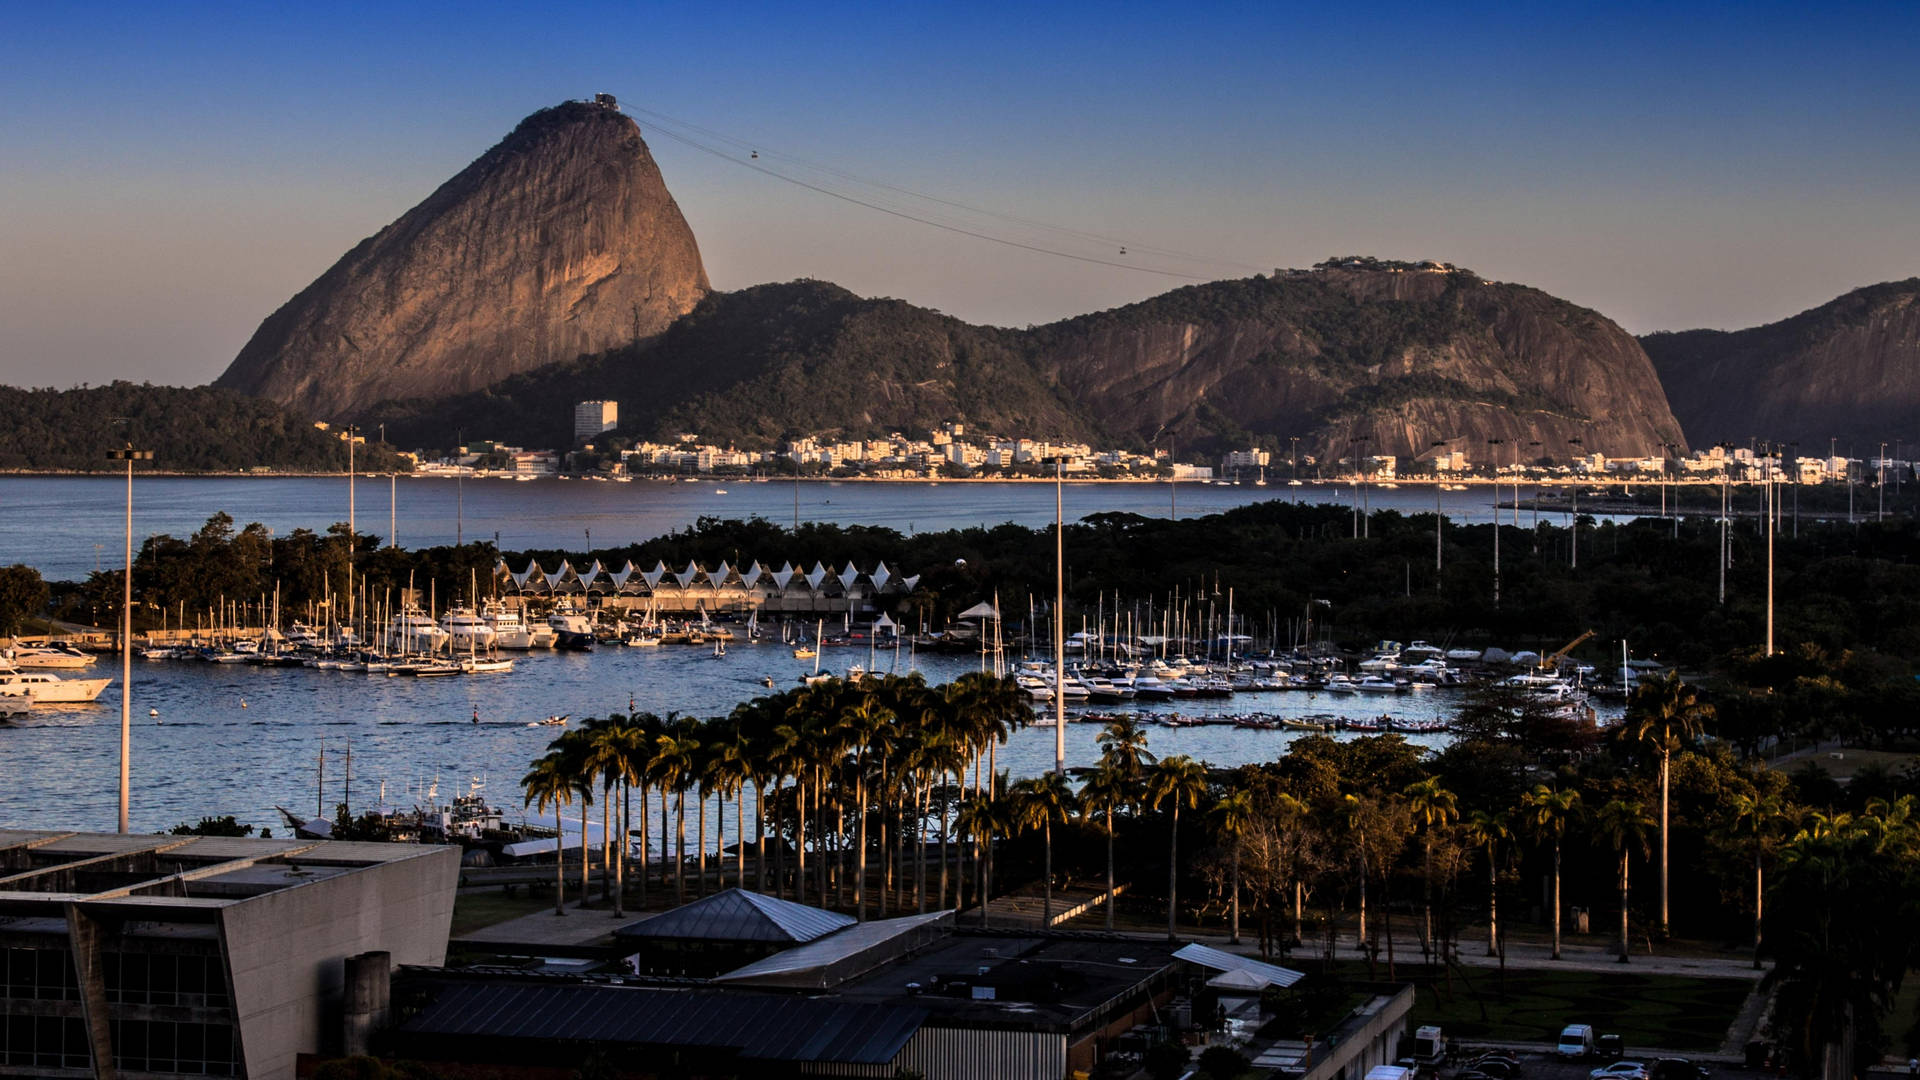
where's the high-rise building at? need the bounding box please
[573,401,617,444]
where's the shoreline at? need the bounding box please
[0,471,1842,488]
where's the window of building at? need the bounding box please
[0,1013,90,1070]
[105,950,230,1008]
[0,946,80,1001]
[112,1019,239,1077]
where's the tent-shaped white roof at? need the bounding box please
[608,561,636,590]
[712,560,736,588]
[1172,943,1303,988]
[804,562,829,592]
[511,560,544,591]
[900,574,920,592]
[674,561,702,589]
[740,562,764,590]
[838,561,861,592]
[872,612,896,630]
[869,561,891,591]
[544,560,575,592]
[954,601,1000,621]
[577,560,604,590]
[643,560,669,589]
[771,562,797,590]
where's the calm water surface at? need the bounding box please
[0,475,1557,582]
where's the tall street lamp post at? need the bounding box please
[1047,457,1068,776]
[107,444,153,833]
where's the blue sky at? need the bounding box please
[3,1,1917,386]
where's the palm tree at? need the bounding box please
[1077,763,1138,931]
[708,727,750,892]
[1212,789,1255,944]
[652,729,700,904]
[1147,755,1207,941]
[767,721,806,902]
[1404,777,1459,964]
[619,712,663,906]
[841,694,895,920]
[520,753,573,917]
[1010,772,1077,927]
[1621,671,1714,934]
[1594,799,1654,962]
[585,719,640,917]
[955,792,998,925]
[1724,790,1788,968]
[549,730,597,907]
[925,729,967,911]
[1524,785,1582,960]
[1096,715,1156,780]
[1461,809,1510,957]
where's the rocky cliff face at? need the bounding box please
[216,100,709,417]
[370,269,1690,461]
[1030,268,1688,460]
[1642,279,1920,450]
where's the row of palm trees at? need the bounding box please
[521,672,1037,921]
[512,669,1767,970]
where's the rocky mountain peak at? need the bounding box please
[215,97,709,417]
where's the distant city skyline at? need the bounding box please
[2,1,1917,389]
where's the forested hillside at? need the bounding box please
[0,383,410,472]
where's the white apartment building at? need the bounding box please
[573,400,618,444]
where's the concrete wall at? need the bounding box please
[1300,986,1415,1080]
[220,847,458,1080]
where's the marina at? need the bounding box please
[0,622,1623,837]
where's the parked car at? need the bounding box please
[1471,1058,1521,1080]
[1651,1059,1709,1080]
[1598,1036,1625,1061]
[1590,1062,1649,1080]
[1559,1025,1597,1060]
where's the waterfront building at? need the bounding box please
[0,829,457,1078]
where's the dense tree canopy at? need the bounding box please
[0,382,410,472]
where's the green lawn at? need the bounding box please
[1407,969,1752,1051]
[450,888,560,937]
[1882,971,1920,1057]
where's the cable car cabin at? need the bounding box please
[593,92,618,110]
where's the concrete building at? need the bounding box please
[573,400,618,444]
[0,830,458,1078]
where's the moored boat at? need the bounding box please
[0,664,112,703]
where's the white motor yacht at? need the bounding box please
[0,664,112,703]
[8,644,95,669]
[481,601,536,650]
[441,606,497,651]
[547,601,595,650]
[388,606,450,655]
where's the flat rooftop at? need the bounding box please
[0,828,447,921]
[829,931,1178,1030]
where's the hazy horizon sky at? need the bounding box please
[4,1,1917,389]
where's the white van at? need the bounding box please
[1559,1024,1596,1059]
